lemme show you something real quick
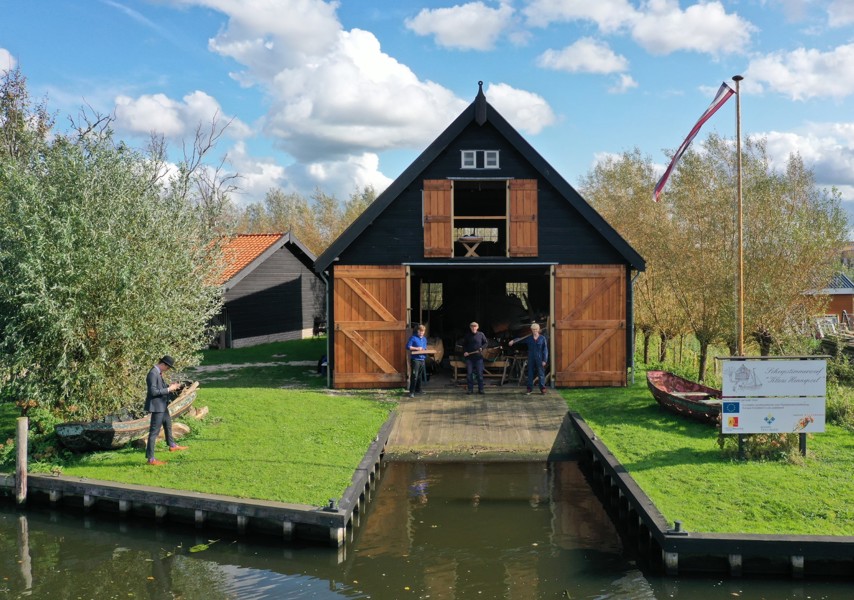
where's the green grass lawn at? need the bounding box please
[561,372,854,536]
[2,338,396,507]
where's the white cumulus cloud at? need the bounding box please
[405,1,515,51]
[523,0,637,32]
[631,0,753,56]
[746,44,854,100]
[114,90,251,140]
[0,47,16,71]
[829,0,854,27]
[537,37,629,74]
[485,82,557,135]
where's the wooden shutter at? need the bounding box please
[333,265,407,389]
[423,179,452,258]
[508,179,537,257]
[554,265,627,387]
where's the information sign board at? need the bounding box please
[719,358,826,434]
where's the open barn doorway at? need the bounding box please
[408,266,552,388]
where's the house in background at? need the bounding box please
[810,272,854,329]
[213,232,324,349]
[315,82,645,389]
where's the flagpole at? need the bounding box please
[733,74,744,356]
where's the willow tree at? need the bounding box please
[0,68,225,420]
[236,185,377,256]
[737,140,846,354]
[581,149,686,363]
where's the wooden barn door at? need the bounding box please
[554,265,627,387]
[333,265,407,389]
[423,179,452,258]
[508,179,538,257]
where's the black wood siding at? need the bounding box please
[225,246,322,341]
[337,121,625,266]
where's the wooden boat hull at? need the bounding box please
[55,382,199,451]
[645,371,721,425]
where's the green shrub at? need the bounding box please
[716,432,805,463]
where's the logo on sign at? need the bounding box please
[727,416,739,427]
[763,414,776,425]
[723,402,740,413]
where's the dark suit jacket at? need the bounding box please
[144,365,171,413]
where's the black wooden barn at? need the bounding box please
[214,232,324,348]
[315,83,645,388]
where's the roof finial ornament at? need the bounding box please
[475,80,487,125]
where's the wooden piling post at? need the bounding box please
[16,417,28,505]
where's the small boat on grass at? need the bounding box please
[55,381,199,451]
[645,371,721,426]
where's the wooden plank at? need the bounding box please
[508,179,538,257]
[557,371,625,382]
[339,329,397,373]
[334,373,405,383]
[424,179,452,258]
[335,321,406,331]
[557,319,625,330]
[339,277,397,322]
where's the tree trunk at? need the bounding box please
[753,330,773,356]
[659,332,668,362]
[642,329,651,363]
[698,340,710,382]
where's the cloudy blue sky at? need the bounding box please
[2,0,854,219]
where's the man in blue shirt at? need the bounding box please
[406,324,428,398]
[509,323,549,395]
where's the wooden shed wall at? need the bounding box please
[224,246,322,346]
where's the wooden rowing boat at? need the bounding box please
[55,382,199,451]
[645,371,721,426]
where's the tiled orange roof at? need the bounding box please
[217,234,283,285]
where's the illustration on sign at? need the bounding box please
[793,416,815,432]
[730,364,762,392]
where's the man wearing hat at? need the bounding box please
[144,355,188,465]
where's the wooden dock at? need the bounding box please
[385,385,573,461]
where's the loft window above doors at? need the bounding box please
[460,150,500,170]
[422,178,538,258]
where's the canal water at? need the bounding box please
[0,461,849,599]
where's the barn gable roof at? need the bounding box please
[316,82,645,272]
[219,232,317,289]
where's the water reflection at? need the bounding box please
[0,461,849,599]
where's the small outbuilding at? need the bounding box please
[213,232,323,348]
[810,272,854,328]
[315,83,645,389]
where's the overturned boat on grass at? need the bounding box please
[55,381,199,452]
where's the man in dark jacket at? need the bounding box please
[145,355,188,465]
[462,321,488,395]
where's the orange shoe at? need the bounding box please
[148,459,167,466]
[168,444,189,452]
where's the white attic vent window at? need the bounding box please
[484,150,500,168]
[461,150,477,169]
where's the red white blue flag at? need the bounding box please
[653,82,736,201]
